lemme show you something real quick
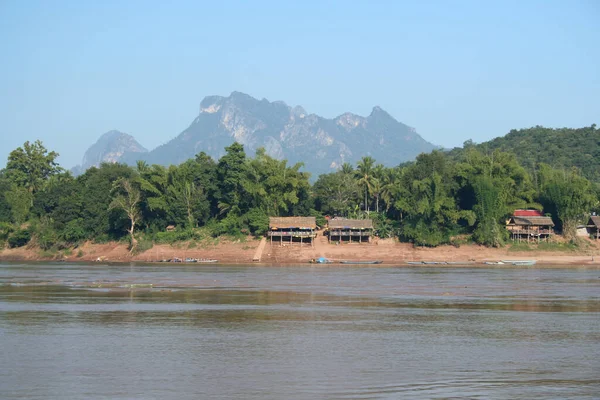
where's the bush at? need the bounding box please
[8,228,31,248]
[153,229,204,244]
[61,219,87,243]
[210,214,244,237]
[309,209,327,229]
[0,222,13,245]
[36,223,59,251]
[245,208,269,236]
[132,239,153,255]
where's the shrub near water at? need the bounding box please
[0,222,13,248]
[153,229,205,244]
[132,239,153,255]
[8,228,31,248]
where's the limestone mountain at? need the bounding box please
[86,92,437,177]
[72,130,147,174]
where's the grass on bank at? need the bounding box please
[508,240,583,252]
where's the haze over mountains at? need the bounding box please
[73,92,437,177]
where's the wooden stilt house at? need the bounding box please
[327,218,374,243]
[506,210,554,242]
[586,216,600,240]
[268,217,317,247]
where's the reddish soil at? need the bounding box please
[1,232,599,267]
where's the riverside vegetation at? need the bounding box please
[0,124,599,255]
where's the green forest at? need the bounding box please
[1,125,599,253]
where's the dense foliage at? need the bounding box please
[1,131,598,251]
[451,125,600,183]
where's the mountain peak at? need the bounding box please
[369,105,392,119]
[75,130,147,173]
[78,93,437,177]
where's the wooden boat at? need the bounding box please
[406,261,423,265]
[501,260,536,266]
[196,259,218,263]
[339,260,383,264]
[484,261,505,265]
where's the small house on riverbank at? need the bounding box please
[327,218,374,243]
[506,210,554,242]
[586,216,600,240]
[268,217,316,247]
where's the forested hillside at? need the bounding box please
[1,138,599,254]
[451,125,600,183]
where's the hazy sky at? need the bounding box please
[1,0,598,168]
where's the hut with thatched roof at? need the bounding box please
[327,218,374,243]
[586,215,600,240]
[506,210,554,242]
[268,217,317,246]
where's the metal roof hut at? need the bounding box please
[268,217,317,247]
[327,218,374,243]
[506,214,555,242]
[586,216,600,240]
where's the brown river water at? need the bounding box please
[1,262,599,399]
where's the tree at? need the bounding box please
[165,164,208,228]
[356,156,376,213]
[313,171,360,217]
[539,165,596,240]
[5,140,62,198]
[398,152,474,246]
[79,163,136,239]
[471,176,508,247]
[217,143,247,216]
[109,178,142,251]
[4,185,31,224]
[0,175,13,223]
[243,148,310,217]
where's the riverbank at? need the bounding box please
[1,235,600,267]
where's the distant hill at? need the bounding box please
[81,92,437,177]
[71,130,147,175]
[450,125,600,183]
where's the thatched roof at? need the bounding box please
[588,216,600,227]
[509,216,555,226]
[328,218,374,229]
[269,217,316,229]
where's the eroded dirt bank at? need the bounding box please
[1,233,600,266]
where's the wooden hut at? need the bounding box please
[327,218,374,243]
[506,210,554,242]
[586,216,600,240]
[268,217,317,247]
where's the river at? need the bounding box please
[0,263,599,399]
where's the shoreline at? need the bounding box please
[1,238,599,268]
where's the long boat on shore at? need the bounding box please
[339,260,383,265]
[501,260,537,266]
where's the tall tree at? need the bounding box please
[5,140,62,198]
[79,163,136,239]
[313,171,360,217]
[539,165,596,240]
[356,156,376,213]
[217,143,247,216]
[109,178,142,251]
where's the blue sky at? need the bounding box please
[1,0,598,168]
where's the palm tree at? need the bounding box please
[136,160,149,174]
[341,162,354,175]
[356,156,375,214]
[380,167,402,213]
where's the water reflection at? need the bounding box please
[1,263,599,399]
